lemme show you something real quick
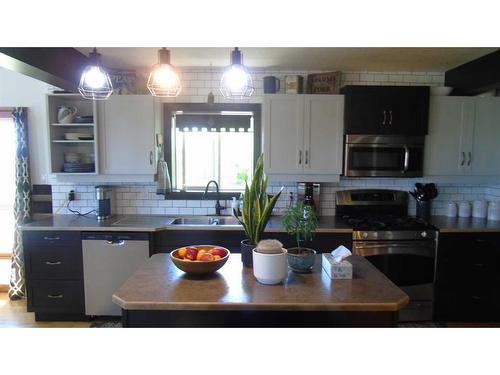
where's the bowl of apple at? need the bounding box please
[170,245,230,274]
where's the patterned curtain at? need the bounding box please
[9,107,31,300]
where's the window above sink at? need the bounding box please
[163,103,261,200]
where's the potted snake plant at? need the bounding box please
[233,154,282,267]
[282,201,318,273]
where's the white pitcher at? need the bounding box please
[57,106,77,123]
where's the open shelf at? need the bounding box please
[47,94,99,174]
[50,123,95,127]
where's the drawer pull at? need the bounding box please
[47,294,64,299]
[43,236,60,241]
[45,261,62,266]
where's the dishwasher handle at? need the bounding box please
[106,239,125,246]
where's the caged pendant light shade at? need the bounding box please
[219,47,254,100]
[147,48,182,97]
[78,48,113,100]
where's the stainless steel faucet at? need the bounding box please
[202,180,225,216]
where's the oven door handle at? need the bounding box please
[403,145,410,173]
[354,243,435,258]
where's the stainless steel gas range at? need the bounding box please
[336,189,438,322]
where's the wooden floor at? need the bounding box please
[2,292,499,328]
[0,293,90,328]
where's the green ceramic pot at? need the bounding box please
[287,247,316,273]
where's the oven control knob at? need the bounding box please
[372,232,378,239]
[362,232,368,239]
[420,231,427,238]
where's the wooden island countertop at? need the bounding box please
[112,254,408,327]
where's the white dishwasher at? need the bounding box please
[82,232,150,316]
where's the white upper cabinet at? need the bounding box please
[263,95,304,174]
[100,95,157,175]
[471,97,500,175]
[263,94,343,181]
[303,95,344,175]
[425,96,500,177]
[424,97,474,176]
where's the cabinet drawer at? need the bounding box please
[26,246,83,279]
[27,280,84,313]
[23,231,81,247]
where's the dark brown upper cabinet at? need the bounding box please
[342,86,430,135]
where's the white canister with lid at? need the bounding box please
[458,201,472,218]
[488,201,500,221]
[472,200,488,218]
[446,202,458,217]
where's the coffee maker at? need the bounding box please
[95,186,115,221]
[297,182,320,216]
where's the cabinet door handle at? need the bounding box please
[45,261,62,266]
[298,150,302,165]
[388,110,393,125]
[305,150,309,165]
[461,152,466,166]
[43,236,60,241]
[403,145,410,173]
[47,294,64,299]
[382,110,387,125]
[467,151,472,166]
[149,151,153,165]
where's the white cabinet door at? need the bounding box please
[302,95,344,175]
[101,95,156,174]
[424,97,474,176]
[471,97,500,175]
[263,95,304,174]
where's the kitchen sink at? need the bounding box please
[170,216,240,226]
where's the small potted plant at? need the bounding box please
[282,201,318,273]
[252,239,288,285]
[233,154,282,267]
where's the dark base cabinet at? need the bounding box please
[433,233,500,322]
[23,231,86,321]
[121,309,397,328]
[153,230,352,255]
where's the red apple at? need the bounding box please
[199,253,214,261]
[210,247,227,257]
[185,246,199,261]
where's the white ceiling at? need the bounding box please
[77,47,496,72]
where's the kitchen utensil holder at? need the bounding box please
[416,200,431,221]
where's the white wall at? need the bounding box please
[0,67,50,185]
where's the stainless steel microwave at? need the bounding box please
[344,135,425,177]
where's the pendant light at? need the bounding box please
[147,48,182,97]
[219,47,254,99]
[78,48,113,100]
[207,62,215,105]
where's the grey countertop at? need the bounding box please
[21,214,500,234]
[20,214,353,233]
[428,215,500,233]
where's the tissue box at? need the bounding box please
[322,254,353,279]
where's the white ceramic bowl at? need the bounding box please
[430,86,453,96]
[64,152,81,163]
[65,132,91,140]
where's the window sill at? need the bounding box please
[162,191,241,200]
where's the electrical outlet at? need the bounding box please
[68,190,75,201]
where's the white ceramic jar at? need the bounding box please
[253,248,288,285]
[458,201,472,218]
[488,201,500,221]
[446,202,458,217]
[472,200,488,218]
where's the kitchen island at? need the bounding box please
[112,254,409,327]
